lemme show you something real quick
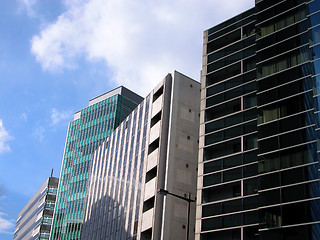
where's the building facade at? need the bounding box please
[197,0,320,239]
[81,71,200,240]
[50,87,143,240]
[14,177,59,240]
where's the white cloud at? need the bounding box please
[32,126,45,142]
[18,0,38,18]
[20,113,28,121]
[0,212,14,235]
[50,108,72,126]
[31,0,253,95]
[0,120,13,154]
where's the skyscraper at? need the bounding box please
[50,87,143,240]
[14,177,59,240]
[197,0,320,239]
[81,71,200,240]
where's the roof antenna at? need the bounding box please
[51,168,54,177]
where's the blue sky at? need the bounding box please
[0,0,253,239]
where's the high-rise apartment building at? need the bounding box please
[197,0,320,239]
[14,177,59,240]
[81,71,200,240]
[50,87,143,240]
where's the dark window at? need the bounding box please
[224,154,242,169]
[152,86,163,102]
[150,111,161,127]
[281,167,304,186]
[206,62,241,86]
[260,189,281,206]
[207,29,241,54]
[148,138,159,155]
[202,203,222,218]
[203,172,221,187]
[243,164,258,178]
[202,181,241,203]
[145,167,157,183]
[243,196,259,210]
[282,184,305,203]
[260,206,281,228]
[204,138,241,161]
[260,172,280,190]
[243,178,259,195]
[200,228,241,240]
[142,197,154,213]
[204,159,223,174]
[205,98,241,122]
[223,167,242,182]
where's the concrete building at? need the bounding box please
[50,87,143,240]
[197,0,320,239]
[14,177,59,240]
[81,71,200,240]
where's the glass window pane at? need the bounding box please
[244,178,259,195]
[223,167,242,182]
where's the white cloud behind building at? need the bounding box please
[0,120,13,154]
[50,108,72,126]
[31,0,254,95]
[0,212,14,235]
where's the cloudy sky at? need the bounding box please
[0,0,253,238]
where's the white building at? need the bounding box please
[14,177,59,240]
[81,71,200,240]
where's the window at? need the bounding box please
[260,172,280,190]
[152,85,163,102]
[262,107,279,123]
[207,29,241,54]
[261,206,282,228]
[243,56,256,72]
[223,167,242,182]
[145,167,157,183]
[204,138,241,161]
[258,7,307,38]
[243,94,257,109]
[203,172,221,186]
[201,228,241,240]
[243,178,259,195]
[205,125,242,145]
[150,111,161,127]
[204,159,223,173]
[258,46,310,78]
[205,98,241,122]
[143,197,154,212]
[202,202,222,217]
[148,138,159,155]
[244,134,258,150]
[206,62,241,86]
[202,182,241,203]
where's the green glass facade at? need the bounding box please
[50,88,142,240]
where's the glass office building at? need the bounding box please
[197,0,320,239]
[14,177,59,240]
[81,94,151,240]
[50,87,143,240]
[81,71,200,240]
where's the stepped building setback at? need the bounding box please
[197,0,320,239]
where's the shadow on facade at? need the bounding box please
[81,194,130,240]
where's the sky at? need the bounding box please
[0,0,254,239]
